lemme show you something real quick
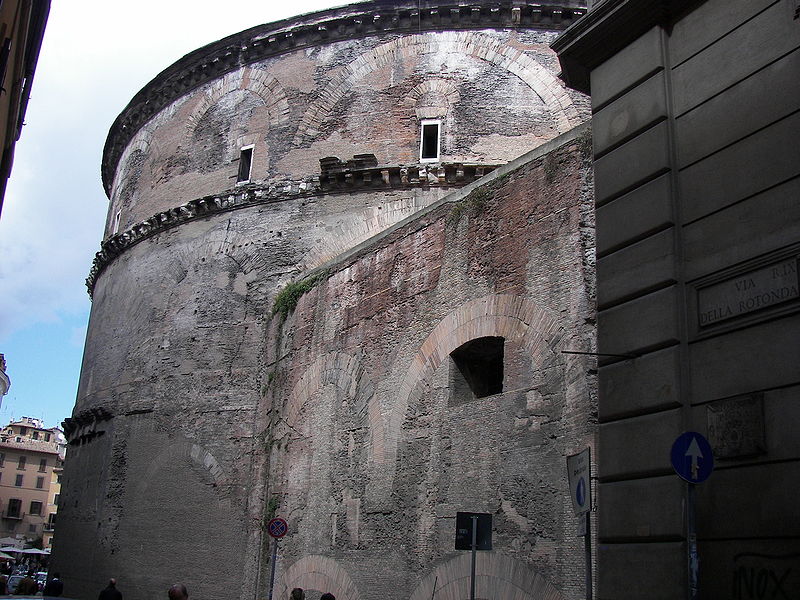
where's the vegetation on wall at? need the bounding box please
[271,271,327,320]
[447,173,508,226]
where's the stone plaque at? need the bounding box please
[697,258,799,327]
[706,394,765,459]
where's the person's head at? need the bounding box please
[109,579,117,588]
[290,588,305,600]
[168,583,189,600]
[52,572,61,579]
[321,594,336,600]
[167,583,189,600]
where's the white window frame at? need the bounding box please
[419,119,441,162]
[236,144,255,184]
[112,210,122,235]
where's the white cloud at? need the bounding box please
[0,0,342,343]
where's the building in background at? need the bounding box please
[0,417,65,549]
[0,0,50,217]
[553,0,800,597]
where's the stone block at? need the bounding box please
[699,538,800,600]
[593,121,670,205]
[591,26,663,110]
[671,1,800,116]
[597,228,675,308]
[592,71,666,156]
[680,110,800,223]
[599,345,680,422]
[598,286,679,356]
[598,542,684,600]
[683,177,800,281]
[598,475,683,540]
[675,49,800,167]
[688,385,800,463]
[697,462,800,538]
[598,408,681,480]
[595,173,672,256]
[667,0,775,66]
[689,313,800,402]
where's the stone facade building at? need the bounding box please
[0,417,65,550]
[54,2,597,599]
[554,0,800,598]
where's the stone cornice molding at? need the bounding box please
[551,0,703,93]
[86,162,500,296]
[101,0,586,195]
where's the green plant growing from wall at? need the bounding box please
[271,271,327,320]
[263,496,281,526]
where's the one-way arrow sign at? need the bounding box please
[671,432,714,483]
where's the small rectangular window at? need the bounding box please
[36,476,44,489]
[113,210,122,234]
[44,433,50,442]
[29,501,42,516]
[0,452,4,467]
[14,474,23,487]
[53,494,59,506]
[7,499,20,518]
[38,459,46,472]
[32,431,38,440]
[237,146,254,183]
[17,456,25,470]
[420,119,441,162]
[18,427,26,436]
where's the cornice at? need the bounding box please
[551,0,703,93]
[101,0,586,196]
[86,162,500,296]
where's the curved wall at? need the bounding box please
[56,3,593,600]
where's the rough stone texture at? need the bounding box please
[55,3,596,600]
[266,133,596,600]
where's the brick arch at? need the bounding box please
[403,78,462,119]
[297,195,432,272]
[185,66,289,137]
[408,552,566,600]
[111,127,153,200]
[276,351,385,490]
[130,438,227,503]
[379,294,564,472]
[293,31,580,145]
[276,555,361,600]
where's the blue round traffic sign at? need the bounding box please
[576,477,586,507]
[671,432,714,484]
[267,517,288,538]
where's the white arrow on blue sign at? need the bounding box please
[671,432,714,483]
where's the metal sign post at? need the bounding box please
[670,432,714,600]
[267,538,279,600]
[470,515,478,600]
[266,517,289,600]
[567,448,592,600]
[455,511,492,600]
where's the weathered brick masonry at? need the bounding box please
[265,131,596,600]
[54,2,595,599]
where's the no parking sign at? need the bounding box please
[567,448,591,515]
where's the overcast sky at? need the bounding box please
[0,0,342,428]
